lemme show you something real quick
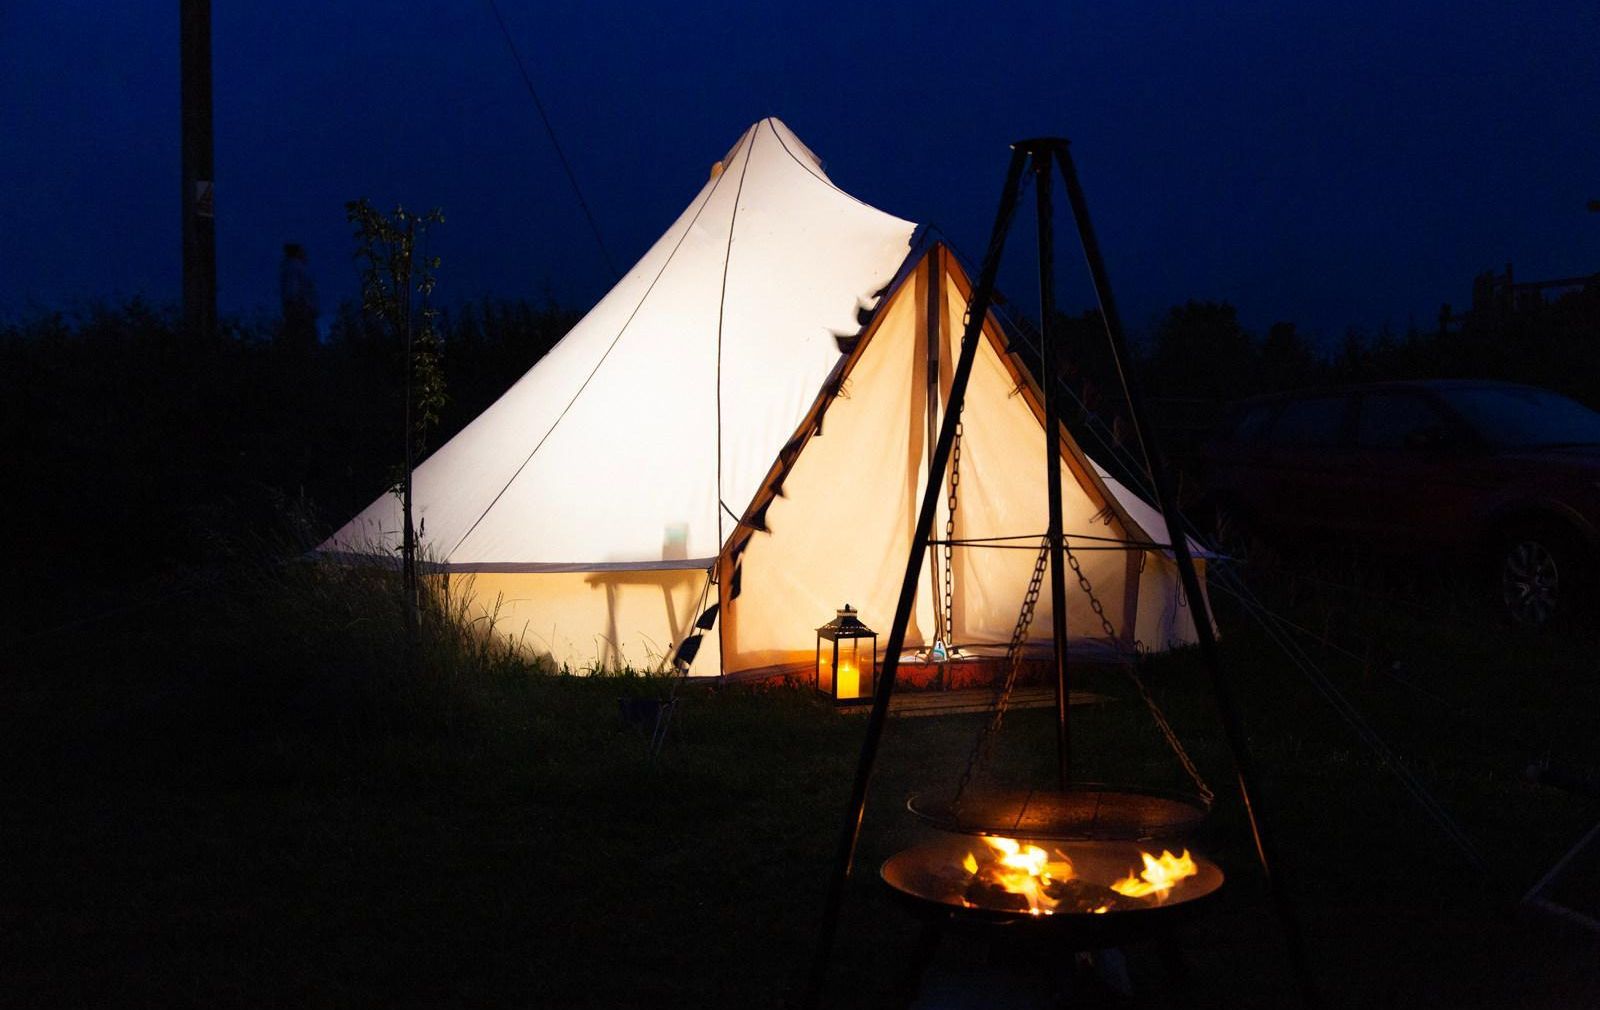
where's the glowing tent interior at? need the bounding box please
[321,118,1208,677]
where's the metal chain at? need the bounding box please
[952,537,1050,805]
[1122,648,1216,809]
[941,414,962,646]
[1064,546,1119,642]
[1064,542,1215,808]
[938,288,988,651]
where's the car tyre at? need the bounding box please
[1498,523,1587,628]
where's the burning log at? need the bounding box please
[1109,849,1199,902]
[886,833,1220,929]
[948,836,1200,916]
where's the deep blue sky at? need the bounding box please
[4,1,1597,344]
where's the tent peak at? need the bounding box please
[753,116,825,173]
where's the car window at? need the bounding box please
[1439,386,1600,448]
[1357,393,1447,449]
[1264,396,1347,447]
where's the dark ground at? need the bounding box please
[3,551,1598,1008]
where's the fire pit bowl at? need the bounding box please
[881,834,1223,947]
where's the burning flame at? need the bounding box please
[962,836,1074,916]
[1110,849,1198,901]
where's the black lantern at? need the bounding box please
[815,604,878,704]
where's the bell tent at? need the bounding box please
[322,117,1207,679]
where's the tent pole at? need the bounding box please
[1028,144,1072,790]
[925,246,945,652]
[1054,143,1323,1009]
[795,146,1030,1010]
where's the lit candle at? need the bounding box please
[836,661,859,699]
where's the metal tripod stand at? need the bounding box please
[795,137,1323,1009]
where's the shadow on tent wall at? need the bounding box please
[448,568,711,674]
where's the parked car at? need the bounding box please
[1200,380,1600,625]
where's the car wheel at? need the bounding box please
[1498,526,1578,627]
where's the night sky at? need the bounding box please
[5,1,1597,344]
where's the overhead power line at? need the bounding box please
[485,0,620,281]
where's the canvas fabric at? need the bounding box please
[721,251,1200,675]
[322,119,1204,674]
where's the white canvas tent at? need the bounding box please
[322,118,1207,677]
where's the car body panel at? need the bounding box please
[1201,380,1600,561]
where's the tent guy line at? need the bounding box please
[483,0,619,280]
[1208,568,1490,872]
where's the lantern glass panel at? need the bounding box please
[836,634,876,701]
[816,639,837,696]
[836,636,865,700]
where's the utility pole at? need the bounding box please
[180,0,216,339]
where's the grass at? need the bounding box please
[3,544,1599,1008]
